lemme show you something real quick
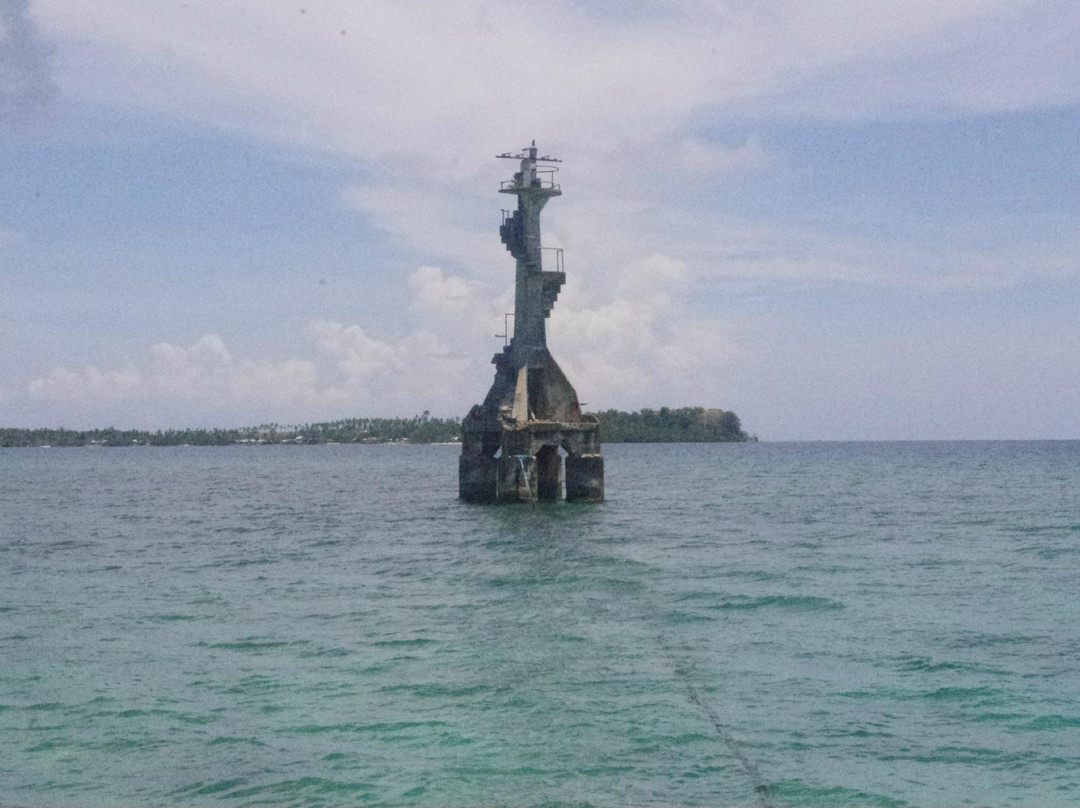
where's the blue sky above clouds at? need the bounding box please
[2,0,1079,438]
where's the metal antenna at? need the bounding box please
[495,140,562,163]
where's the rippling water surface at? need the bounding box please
[2,442,1079,807]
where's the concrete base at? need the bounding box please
[565,454,604,502]
[459,408,603,504]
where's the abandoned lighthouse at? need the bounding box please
[458,142,604,504]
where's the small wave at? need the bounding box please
[837,686,1003,704]
[371,637,435,647]
[893,656,1005,675]
[109,708,216,724]
[632,731,711,748]
[1005,523,1080,534]
[283,719,448,735]
[913,557,964,567]
[553,632,588,642]
[171,778,247,797]
[882,745,1032,766]
[969,711,1028,726]
[378,683,493,698]
[1020,714,1080,731]
[203,638,305,652]
[818,726,895,740]
[43,539,98,551]
[486,573,585,588]
[212,525,258,534]
[21,702,66,711]
[661,610,714,624]
[25,738,78,752]
[212,674,285,695]
[1029,546,1080,560]
[298,646,352,658]
[719,569,790,581]
[770,780,907,806]
[706,595,845,612]
[207,735,266,746]
[228,777,377,799]
[98,736,170,751]
[951,630,1049,648]
[921,686,1002,702]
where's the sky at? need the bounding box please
[1,0,1079,439]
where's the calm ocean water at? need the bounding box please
[2,442,1079,808]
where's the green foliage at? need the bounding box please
[0,414,463,448]
[591,407,751,443]
[0,407,752,447]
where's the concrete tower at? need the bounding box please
[459,142,604,503]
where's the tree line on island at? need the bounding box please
[1,407,751,448]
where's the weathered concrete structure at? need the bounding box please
[459,143,604,503]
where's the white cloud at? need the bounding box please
[34,0,1076,156]
[308,319,463,389]
[19,241,740,422]
[24,318,480,423]
[30,0,1080,298]
[27,334,326,410]
[540,250,740,408]
[28,364,143,402]
[407,266,474,315]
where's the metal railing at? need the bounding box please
[495,312,514,346]
[500,167,561,192]
[541,247,564,273]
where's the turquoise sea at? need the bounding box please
[2,442,1079,807]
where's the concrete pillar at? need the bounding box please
[565,454,604,502]
[535,445,562,501]
[459,455,497,503]
[497,454,537,503]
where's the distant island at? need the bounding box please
[1,407,752,447]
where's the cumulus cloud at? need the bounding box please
[307,319,467,400]
[547,251,739,407]
[28,364,141,402]
[28,335,325,410]
[407,266,474,315]
[19,241,742,422]
[24,318,480,423]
